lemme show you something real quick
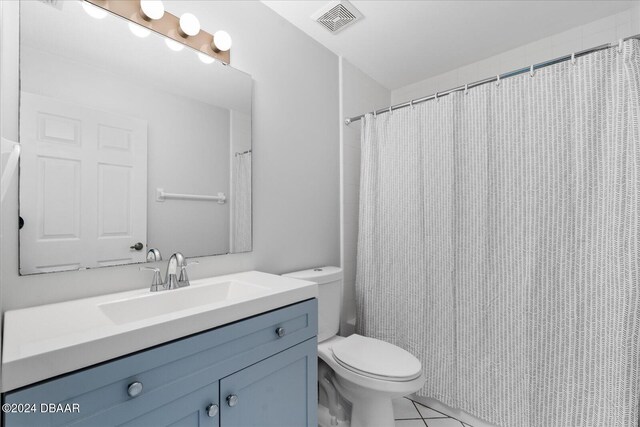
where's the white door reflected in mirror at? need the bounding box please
[19,93,148,273]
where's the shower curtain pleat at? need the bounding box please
[355,40,640,427]
[230,152,252,253]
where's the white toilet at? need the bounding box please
[284,267,425,427]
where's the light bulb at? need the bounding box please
[178,13,200,38]
[82,2,108,19]
[165,38,184,52]
[198,53,215,64]
[211,30,232,52]
[140,0,164,21]
[128,22,151,38]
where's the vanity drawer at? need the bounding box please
[3,298,317,427]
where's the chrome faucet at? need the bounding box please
[165,252,185,289]
[165,252,198,289]
[146,248,162,262]
[140,252,198,292]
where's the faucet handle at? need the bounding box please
[178,261,199,285]
[140,267,164,292]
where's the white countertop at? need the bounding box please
[2,271,317,392]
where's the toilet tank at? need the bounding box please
[283,266,342,343]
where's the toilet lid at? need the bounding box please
[331,335,422,381]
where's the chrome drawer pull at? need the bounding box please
[226,394,239,407]
[206,403,219,417]
[275,327,285,338]
[127,381,143,397]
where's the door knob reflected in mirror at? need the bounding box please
[130,242,144,251]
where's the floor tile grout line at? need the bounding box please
[407,398,475,427]
[409,399,430,427]
[408,398,452,418]
[409,399,423,418]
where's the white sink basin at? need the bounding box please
[2,271,317,392]
[99,281,269,325]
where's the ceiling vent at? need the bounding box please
[311,1,363,34]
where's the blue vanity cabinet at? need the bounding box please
[220,338,317,427]
[120,380,220,427]
[3,299,317,427]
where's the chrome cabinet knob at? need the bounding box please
[127,381,143,397]
[226,394,239,407]
[275,327,285,337]
[206,403,219,417]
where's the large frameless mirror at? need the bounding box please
[18,1,252,275]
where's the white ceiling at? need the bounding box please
[262,1,635,90]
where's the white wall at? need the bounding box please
[339,58,390,333]
[0,1,339,313]
[392,4,640,104]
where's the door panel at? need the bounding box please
[20,92,147,273]
[119,382,219,427]
[220,338,317,427]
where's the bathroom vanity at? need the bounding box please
[2,272,318,426]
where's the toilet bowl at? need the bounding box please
[283,267,425,427]
[319,335,424,427]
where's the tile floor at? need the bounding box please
[393,398,474,427]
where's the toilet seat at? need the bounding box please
[331,334,422,381]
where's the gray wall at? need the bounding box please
[0,1,339,313]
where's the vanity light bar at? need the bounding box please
[84,0,231,64]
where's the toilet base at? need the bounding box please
[350,395,394,427]
[334,374,399,427]
[318,403,350,427]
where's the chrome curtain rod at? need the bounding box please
[345,34,640,125]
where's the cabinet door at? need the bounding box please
[119,381,219,427]
[220,338,317,427]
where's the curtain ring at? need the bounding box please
[373,109,377,118]
[464,83,469,95]
[495,74,501,87]
[389,106,393,115]
[571,52,576,65]
[410,100,415,109]
[529,64,535,77]
[618,39,623,53]
[434,91,439,102]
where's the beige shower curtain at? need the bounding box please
[356,40,640,427]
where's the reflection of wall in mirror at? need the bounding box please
[20,45,230,261]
